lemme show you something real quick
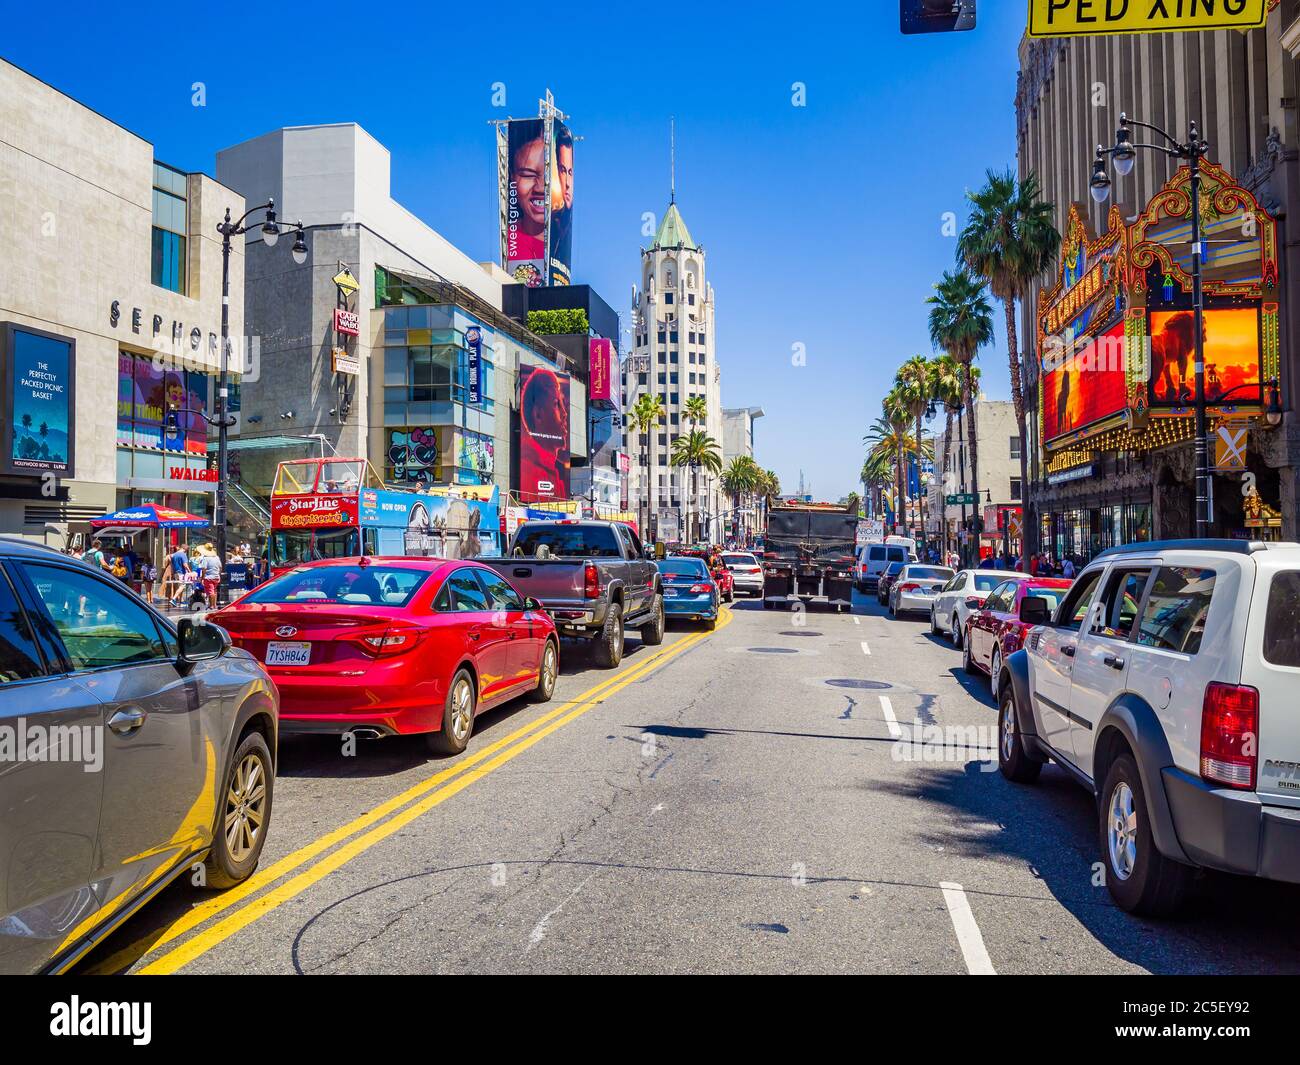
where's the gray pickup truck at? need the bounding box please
[483,520,664,668]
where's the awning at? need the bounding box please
[90,504,209,530]
[209,435,320,452]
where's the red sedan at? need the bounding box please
[211,557,559,755]
[963,577,1072,695]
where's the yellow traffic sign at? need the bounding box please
[1214,420,1249,472]
[332,268,360,295]
[1028,0,1267,39]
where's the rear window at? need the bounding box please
[659,559,708,578]
[868,546,886,561]
[973,574,1004,592]
[887,547,905,562]
[246,565,430,606]
[723,554,756,566]
[513,525,622,558]
[1263,571,1300,667]
[909,567,953,581]
[1026,587,1068,613]
[1135,566,1216,654]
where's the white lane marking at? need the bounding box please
[878,695,902,739]
[939,882,996,975]
[860,639,871,656]
[527,871,598,952]
[853,616,860,625]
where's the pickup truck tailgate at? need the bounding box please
[490,559,586,604]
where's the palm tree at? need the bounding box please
[861,446,894,518]
[844,491,861,516]
[683,395,708,427]
[670,430,722,543]
[928,354,964,501]
[883,389,913,535]
[894,355,933,546]
[755,468,781,538]
[629,394,665,537]
[927,268,994,538]
[958,168,1061,567]
[721,455,760,542]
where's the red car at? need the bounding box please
[963,576,1072,694]
[211,557,559,755]
[680,550,734,602]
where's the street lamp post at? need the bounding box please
[214,199,306,605]
[1091,113,1212,537]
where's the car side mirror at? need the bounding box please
[177,617,229,664]
[1019,595,1051,626]
[524,597,544,611]
[964,596,984,610]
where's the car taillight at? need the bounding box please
[689,583,711,594]
[1200,682,1259,790]
[584,561,600,599]
[899,582,920,593]
[355,627,424,657]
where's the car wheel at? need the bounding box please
[703,616,717,631]
[930,608,940,636]
[951,614,963,649]
[592,602,624,668]
[1099,754,1192,916]
[640,593,665,645]
[428,668,476,755]
[998,684,1042,784]
[962,630,976,674]
[725,587,734,603]
[528,639,558,703]
[989,648,1001,698]
[205,730,274,888]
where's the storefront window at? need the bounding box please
[117,351,209,453]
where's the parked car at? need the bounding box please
[656,557,720,628]
[680,548,734,602]
[876,560,907,605]
[212,557,558,756]
[483,520,663,668]
[888,564,955,617]
[998,539,1300,915]
[856,540,914,593]
[962,577,1072,693]
[0,537,278,975]
[930,568,1025,647]
[721,551,764,597]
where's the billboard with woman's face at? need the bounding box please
[518,364,570,502]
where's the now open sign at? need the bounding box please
[1027,0,1267,38]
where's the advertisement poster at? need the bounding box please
[518,364,571,502]
[466,325,483,404]
[4,324,74,476]
[499,116,573,288]
[456,430,495,485]
[1149,307,1260,405]
[589,337,612,402]
[387,427,439,484]
[1042,323,1128,442]
[376,488,501,559]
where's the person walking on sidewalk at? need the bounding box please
[195,544,222,607]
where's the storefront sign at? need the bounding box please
[270,494,357,528]
[109,300,219,356]
[332,347,360,376]
[466,326,483,404]
[2,323,75,477]
[1047,463,1094,486]
[1214,420,1250,472]
[1027,0,1267,38]
[589,337,613,402]
[334,308,360,337]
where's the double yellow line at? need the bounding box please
[89,610,728,975]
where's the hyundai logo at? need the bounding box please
[275,625,298,638]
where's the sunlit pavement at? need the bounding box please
[80,591,1300,975]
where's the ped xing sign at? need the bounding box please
[1028,0,1267,38]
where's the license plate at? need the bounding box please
[265,641,311,666]
[664,587,679,597]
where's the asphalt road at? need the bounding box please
[79,590,1300,975]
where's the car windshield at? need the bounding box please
[659,560,708,578]
[972,574,1006,592]
[245,565,430,606]
[908,567,953,581]
[512,525,622,558]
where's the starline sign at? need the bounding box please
[271,494,356,528]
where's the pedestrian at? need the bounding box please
[81,538,110,572]
[1062,556,1076,579]
[167,542,193,606]
[195,543,222,607]
[140,559,157,603]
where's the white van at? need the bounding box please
[855,539,916,592]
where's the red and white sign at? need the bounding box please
[167,466,218,483]
[270,493,357,529]
[334,308,360,337]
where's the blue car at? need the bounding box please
[656,557,719,629]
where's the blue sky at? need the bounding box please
[4,1,1028,499]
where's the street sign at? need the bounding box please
[1028,0,1267,39]
[332,268,361,296]
[946,492,978,506]
[1214,420,1250,472]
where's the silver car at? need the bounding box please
[888,564,955,617]
[0,538,278,974]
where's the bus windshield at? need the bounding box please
[270,528,361,567]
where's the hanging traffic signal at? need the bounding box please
[901,0,976,34]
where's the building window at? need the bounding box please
[657,331,666,343]
[1010,478,1022,501]
[1010,435,1021,460]
[664,292,674,304]
[670,332,678,342]
[657,372,666,384]
[688,294,695,305]
[151,162,188,294]
[669,372,678,385]
[670,350,679,363]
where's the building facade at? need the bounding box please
[623,200,725,543]
[1015,7,1300,552]
[1,58,244,546]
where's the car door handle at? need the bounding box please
[1062,645,1076,657]
[108,706,147,734]
[1104,654,1125,670]
[467,629,482,641]
[507,631,517,640]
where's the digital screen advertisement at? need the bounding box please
[3,323,74,476]
[1041,322,1128,443]
[518,363,571,502]
[1149,307,1261,405]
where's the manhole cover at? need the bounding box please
[825,678,892,690]
[748,647,799,654]
[778,631,822,637]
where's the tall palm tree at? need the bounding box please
[670,430,722,543]
[927,268,994,533]
[721,455,760,541]
[629,394,665,538]
[861,447,894,518]
[755,468,781,538]
[683,395,708,426]
[883,389,913,535]
[895,355,933,545]
[928,354,964,500]
[958,168,1061,567]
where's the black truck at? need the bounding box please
[761,503,858,611]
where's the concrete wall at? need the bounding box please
[0,58,243,540]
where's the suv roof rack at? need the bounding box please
[1093,538,1271,560]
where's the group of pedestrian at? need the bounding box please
[1028,552,1079,579]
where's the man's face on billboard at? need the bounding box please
[557,144,573,210]
[512,137,547,232]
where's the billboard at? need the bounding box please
[499,116,573,288]
[3,323,74,476]
[1042,323,1128,443]
[589,337,613,402]
[1149,307,1261,406]
[518,363,571,502]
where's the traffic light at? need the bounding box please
[900,0,976,34]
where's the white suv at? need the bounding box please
[997,539,1300,916]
